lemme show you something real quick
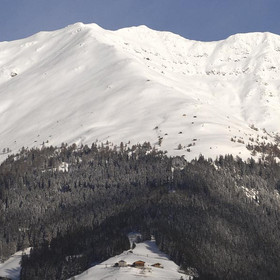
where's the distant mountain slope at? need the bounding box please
[0,23,279,161]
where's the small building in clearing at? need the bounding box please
[116,260,127,267]
[133,260,145,267]
[151,263,163,268]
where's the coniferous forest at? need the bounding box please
[1,142,280,279]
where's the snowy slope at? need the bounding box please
[0,23,280,161]
[69,240,191,280]
[0,248,30,280]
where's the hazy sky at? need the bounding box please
[1,0,279,42]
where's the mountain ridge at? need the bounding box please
[0,22,279,162]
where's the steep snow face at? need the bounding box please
[69,240,192,280]
[0,23,279,161]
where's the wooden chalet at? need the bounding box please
[151,262,163,268]
[133,260,145,267]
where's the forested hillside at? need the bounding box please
[0,143,280,279]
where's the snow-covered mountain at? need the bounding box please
[1,22,280,162]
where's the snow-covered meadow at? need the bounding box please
[70,240,192,280]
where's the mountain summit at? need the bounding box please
[0,23,279,161]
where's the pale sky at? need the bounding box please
[1,0,279,42]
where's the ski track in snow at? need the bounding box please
[0,22,280,162]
